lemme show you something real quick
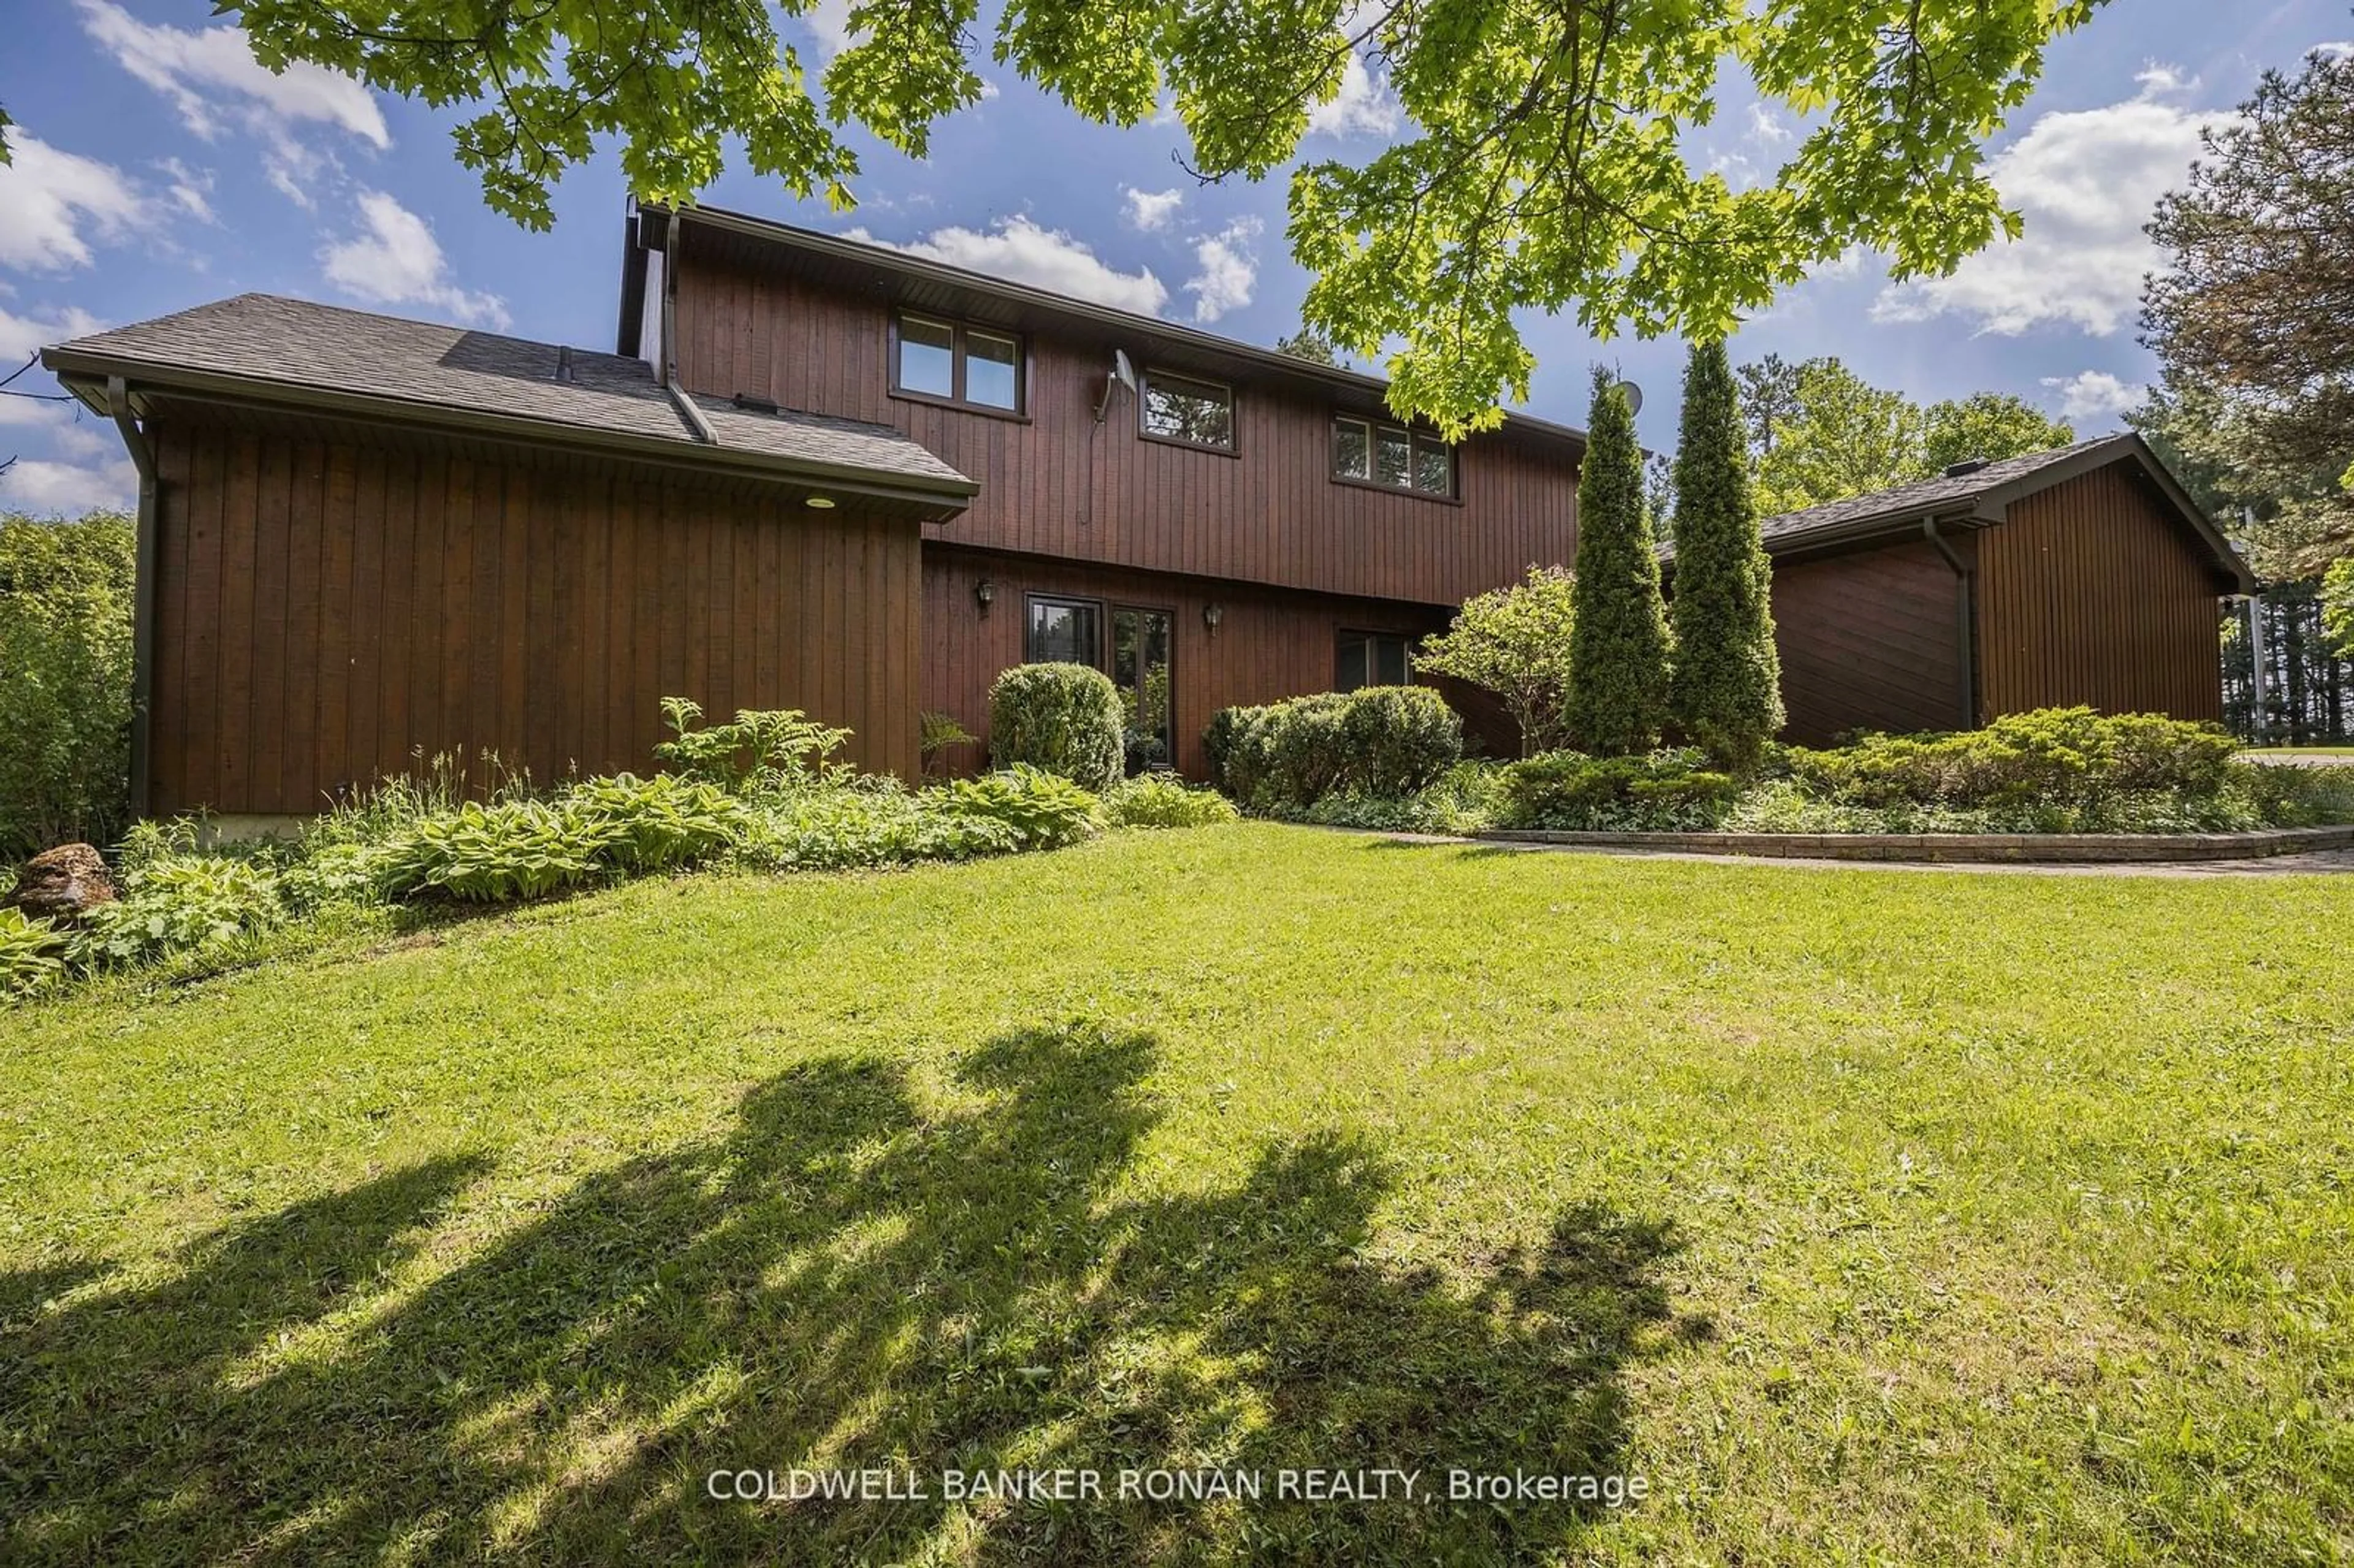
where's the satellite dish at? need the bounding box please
[1612,379,1643,416]
[1095,349,1140,424]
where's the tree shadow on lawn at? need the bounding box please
[2,1025,1697,1566]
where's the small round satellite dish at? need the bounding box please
[1612,379,1643,416]
[1113,348,1138,392]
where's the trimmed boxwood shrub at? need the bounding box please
[989,663,1125,792]
[1219,687,1463,813]
[1499,749,1739,831]
[1201,706,1249,793]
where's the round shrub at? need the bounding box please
[1338,685,1463,796]
[1201,706,1248,793]
[989,663,1125,793]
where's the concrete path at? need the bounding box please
[1377,832,2354,878]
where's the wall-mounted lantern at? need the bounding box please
[1202,601,1224,633]
[974,579,997,614]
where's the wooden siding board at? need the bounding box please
[143,421,931,813]
[917,546,1472,778]
[1978,462,2224,722]
[672,256,1578,606]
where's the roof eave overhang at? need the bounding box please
[42,348,981,519]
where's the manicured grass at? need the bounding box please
[4,823,2352,1564]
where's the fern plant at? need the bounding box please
[654,698,853,793]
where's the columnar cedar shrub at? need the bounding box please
[1669,341,1785,772]
[0,512,135,859]
[1565,371,1672,755]
[988,663,1126,792]
[1219,687,1462,813]
[1413,565,1579,756]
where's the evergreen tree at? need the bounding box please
[1669,341,1785,772]
[1565,370,1671,755]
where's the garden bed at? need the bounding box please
[1475,822,2354,862]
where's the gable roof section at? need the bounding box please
[43,293,977,512]
[1668,434,2253,593]
[638,202,1591,453]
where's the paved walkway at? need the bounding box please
[1378,832,2354,878]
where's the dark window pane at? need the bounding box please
[1332,417,1371,479]
[1114,607,1174,772]
[1414,441,1453,496]
[1027,598,1101,668]
[898,317,955,398]
[1336,633,1370,692]
[1143,375,1234,448]
[966,330,1019,409]
[1375,427,1413,487]
[1373,634,1409,685]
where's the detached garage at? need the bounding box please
[1749,436,2258,744]
[42,295,976,822]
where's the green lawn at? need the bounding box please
[4,823,2351,1565]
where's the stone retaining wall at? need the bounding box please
[1471,824,2354,864]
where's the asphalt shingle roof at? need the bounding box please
[1756,436,2127,546]
[46,293,972,492]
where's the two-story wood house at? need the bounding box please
[40,200,2250,825]
[42,203,1579,820]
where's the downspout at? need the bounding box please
[657,226,718,447]
[107,375,158,820]
[1921,517,1978,728]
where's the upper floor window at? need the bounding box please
[1141,371,1235,451]
[892,313,1024,414]
[1332,414,1455,498]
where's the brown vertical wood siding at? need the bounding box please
[671,257,1579,606]
[1976,462,2225,721]
[147,421,922,815]
[921,548,1510,778]
[1765,539,1973,744]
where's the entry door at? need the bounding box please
[1112,606,1175,770]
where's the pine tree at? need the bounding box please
[1564,369,1672,755]
[1669,341,1785,772]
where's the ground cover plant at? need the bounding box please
[1207,704,2354,839]
[2,698,1202,1005]
[2,824,2350,1564]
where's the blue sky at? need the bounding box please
[4,0,2350,512]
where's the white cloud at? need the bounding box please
[2041,369,2148,421]
[0,135,148,272]
[0,451,139,514]
[1123,186,1185,232]
[155,158,217,224]
[1747,103,1792,145]
[2132,61,2198,97]
[1306,53,1400,139]
[77,0,387,148]
[0,302,104,362]
[1183,218,1262,323]
[2311,40,2354,61]
[319,191,511,329]
[843,216,1169,315]
[1870,70,2207,336]
[801,0,858,58]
